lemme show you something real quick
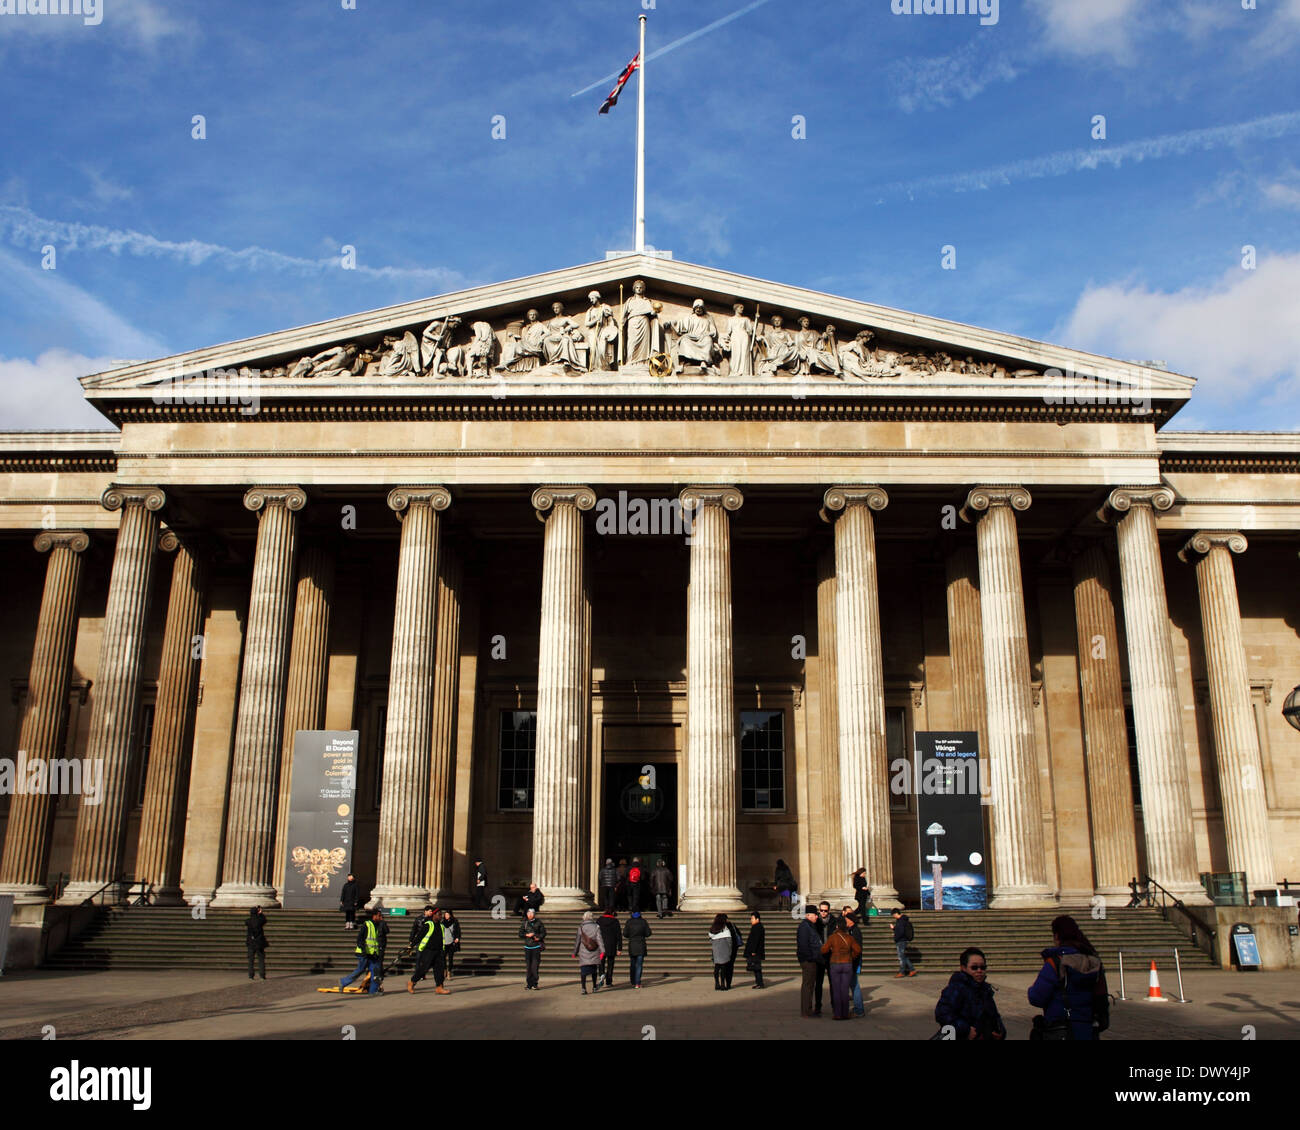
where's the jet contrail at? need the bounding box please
[572,0,776,98]
[878,110,1300,197]
[0,204,463,286]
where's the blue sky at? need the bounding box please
[1,0,1299,431]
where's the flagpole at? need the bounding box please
[635,14,646,254]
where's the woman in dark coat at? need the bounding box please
[773,859,796,910]
[708,913,733,990]
[851,868,870,923]
[339,874,360,929]
[1027,915,1105,1040]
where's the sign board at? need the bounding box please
[1231,923,1261,968]
[914,732,986,910]
[281,730,358,909]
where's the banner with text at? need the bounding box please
[282,730,358,909]
[914,731,987,909]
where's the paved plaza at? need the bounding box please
[2,967,1297,1042]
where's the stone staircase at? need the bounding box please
[41,906,1215,978]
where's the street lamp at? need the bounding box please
[1285,685,1300,732]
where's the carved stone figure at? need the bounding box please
[720,302,754,377]
[464,320,496,378]
[670,299,720,375]
[838,329,880,380]
[378,331,421,378]
[621,278,662,368]
[795,317,840,376]
[584,290,619,372]
[287,343,358,380]
[758,314,799,376]
[421,316,462,377]
[496,309,547,373]
[542,301,585,372]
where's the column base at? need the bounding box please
[211,883,280,909]
[679,887,748,914]
[531,888,593,912]
[427,887,462,907]
[820,887,856,906]
[1056,887,1096,909]
[367,885,431,910]
[148,887,188,907]
[57,881,123,906]
[863,886,901,910]
[0,883,51,906]
[989,885,1058,909]
[1154,878,1213,907]
[1093,885,1137,907]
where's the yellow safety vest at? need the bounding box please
[418,918,438,952]
[356,920,379,956]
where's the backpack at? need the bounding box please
[581,929,599,951]
[903,917,914,942]
[628,866,642,884]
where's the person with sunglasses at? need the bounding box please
[934,947,1006,1041]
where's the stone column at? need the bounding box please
[814,547,845,900]
[1105,487,1208,904]
[0,531,90,903]
[63,487,166,905]
[1180,531,1276,893]
[426,543,463,902]
[823,487,898,907]
[945,544,988,736]
[679,486,746,911]
[272,543,336,900]
[135,532,206,906]
[1070,542,1140,902]
[963,487,1053,907]
[372,487,450,908]
[529,487,595,910]
[212,487,306,907]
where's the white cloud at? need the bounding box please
[1028,0,1142,64]
[1260,169,1300,210]
[80,165,134,206]
[887,40,1020,113]
[0,349,117,430]
[1057,253,1300,408]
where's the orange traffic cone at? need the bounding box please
[1145,959,1166,1002]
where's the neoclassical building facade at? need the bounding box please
[1,257,1296,928]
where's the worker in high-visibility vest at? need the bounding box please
[340,908,385,994]
[407,906,450,995]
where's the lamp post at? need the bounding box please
[1284,685,1300,732]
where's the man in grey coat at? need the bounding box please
[573,911,605,994]
[650,859,674,918]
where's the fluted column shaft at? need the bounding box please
[824,487,897,906]
[679,486,746,911]
[1182,531,1275,893]
[1070,543,1139,899]
[135,534,206,905]
[529,487,594,909]
[0,531,89,902]
[272,543,335,899]
[372,487,449,907]
[814,547,845,899]
[964,487,1053,906]
[63,487,165,904]
[945,544,988,735]
[1107,487,1207,903]
[212,487,305,907]
[426,544,463,900]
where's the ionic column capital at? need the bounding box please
[678,485,743,512]
[1178,530,1248,563]
[387,485,452,514]
[243,486,306,513]
[531,486,596,518]
[961,485,1031,523]
[34,530,90,554]
[821,486,888,522]
[1104,485,1175,517]
[102,485,165,513]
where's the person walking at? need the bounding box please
[708,914,734,991]
[518,907,547,990]
[598,858,618,913]
[573,911,605,994]
[407,907,451,995]
[339,874,360,930]
[624,909,651,988]
[597,909,621,987]
[340,909,384,995]
[650,858,673,918]
[852,868,871,924]
[935,947,1005,1040]
[245,906,268,981]
[513,881,545,917]
[372,909,391,991]
[773,859,796,910]
[440,909,461,979]
[1027,915,1106,1041]
[821,914,862,1020]
[626,857,644,914]
[891,908,916,977]
[615,859,629,910]
[472,859,489,910]
[744,911,766,989]
[796,906,824,1018]
[842,906,865,1016]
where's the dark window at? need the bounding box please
[371,704,387,811]
[135,704,156,808]
[887,706,908,810]
[740,710,785,811]
[1124,704,1142,806]
[498,711,537,811]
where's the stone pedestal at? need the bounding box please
[372,487,450,909]
[1106,488,1209,905]
[1070,542,1139,902]
[679,486,747,912]
[0,531,89,904]
[135,533,206,906]
[529,487,595,911]
[1180,531,1276,894]
[212,487,305,908]
[963,487,1054,907]
[823,487,898,908]
[63,488,166,905]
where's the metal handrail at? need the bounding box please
[1139,875,1219,965]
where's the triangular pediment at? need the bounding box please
[80,255,1194,412]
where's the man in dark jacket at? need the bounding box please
[472,859,489,910]
[407,906,450,994]
[513,882,545,917]
[815,901,839,1013]
[650,859,673,918]
[518,908,547,989]
[339,874,360,929]
[796,906,824,1017]
[626,858,644,913]
[597,910,622,986]
[936,947,1005,1040]
[598,858,618,913]
[623,909,652,988]
[744,911,766,989]
[245,906,268,980]
[892,909,916,977]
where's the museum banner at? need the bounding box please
[281,730,358,909]
[914,731,987,909]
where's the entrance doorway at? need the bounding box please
[602,762,677,873]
